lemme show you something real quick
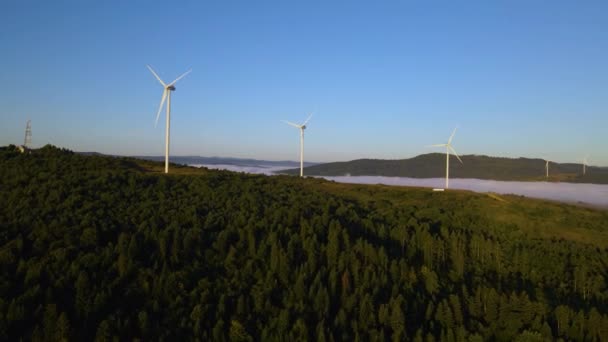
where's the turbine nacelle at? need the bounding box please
[282,112,313,131]
[147,65,191,127]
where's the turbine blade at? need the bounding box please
[428,144,447,147]
[282,120,301,128]
[302,112,314,126]
[168,69,192,86]
[448,127,458,144]
[449,146,463,163]
[155,90,168,127]
[147,65,166,87]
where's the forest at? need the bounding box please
[281,153,608,184]
[1,144,608,341]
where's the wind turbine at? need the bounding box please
[582,155,589,175]
[147,65,191,174]
[430,127,463,189]
[282,113,313,177]
[545,159,550,179]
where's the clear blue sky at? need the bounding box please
[1,1,607,165]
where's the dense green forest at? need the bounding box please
[1,145,608,341]
[281,153,608,184]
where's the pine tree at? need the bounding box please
[43,304,58,340]
[229,320,253,342]
[212,319,225,342]
[390,299,405,340]
[56,312,70,342]
[94,320,112,342]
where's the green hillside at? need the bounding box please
[281,153,608,184]
[1,145,608,341]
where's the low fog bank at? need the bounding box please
[323,176,608,208]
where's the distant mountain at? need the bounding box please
[280,153,608,184]
[75,152,317,168]
[131,155,317,168]
[77,151,106,156]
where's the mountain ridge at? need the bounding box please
[76,152,318,168]
[280,153,608,184]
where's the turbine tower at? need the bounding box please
[147,65,191,174]
[582,155,589,175]
[430,127,463,189]
[545,159,549,179]
[24,120,32,148]
[282,113,313,177]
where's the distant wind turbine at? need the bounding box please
[542,157,550,179]
[582,155,589,176]
[282,113,313,177]
[147,65,192,174]
[430,127,463,189]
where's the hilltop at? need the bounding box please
[1,145,608,341]
[280,153,608,184]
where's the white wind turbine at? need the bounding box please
[582,155,590,175]
[147,65,192,174]
[430,127,463,189]
[541,157,550,179]
[282,113,313,177]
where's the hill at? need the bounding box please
[280,153,608,184]
[1,144,608,341]
[130,155,317,168]
[76,152,317,170]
